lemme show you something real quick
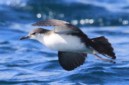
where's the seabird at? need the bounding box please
[20,19,116,71]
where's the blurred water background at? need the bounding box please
[0,0,129,85]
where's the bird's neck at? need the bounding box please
[36,32,52,44]
[35,34,44,43]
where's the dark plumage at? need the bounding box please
[91,36,116,59]
[58,51,87,71]
[30,28,49,34]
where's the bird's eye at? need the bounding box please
[31,32,36,35]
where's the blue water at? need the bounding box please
[0,0,129,85]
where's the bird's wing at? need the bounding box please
[58,51,87,71]
[32,19,82,34]
[32,19,68,26]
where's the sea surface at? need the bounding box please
[0,0,129,85]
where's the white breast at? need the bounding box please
[40,33,93,53]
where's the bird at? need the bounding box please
[20,19,116,71]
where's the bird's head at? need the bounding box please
[20,28,48,41]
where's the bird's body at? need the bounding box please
[20,19,116,71]
[38,31,94,53]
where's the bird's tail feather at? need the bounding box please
[91,36,116,59]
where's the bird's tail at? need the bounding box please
[91,36,116,59]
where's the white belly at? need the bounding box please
[41,33,93,53]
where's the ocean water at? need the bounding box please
[0,0,129,85]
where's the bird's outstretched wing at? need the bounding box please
[32,19,68,26]
[58,51,87,71]
[32,19,82,34]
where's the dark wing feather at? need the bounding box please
[32,19,82,33]
[32,19,68,26]
[58,51,87,71]
[91,36,116,59]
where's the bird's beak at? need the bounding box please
[20,36,30,40]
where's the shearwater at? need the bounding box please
[20,19,116,71]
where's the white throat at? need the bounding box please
[35,34,44,43]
